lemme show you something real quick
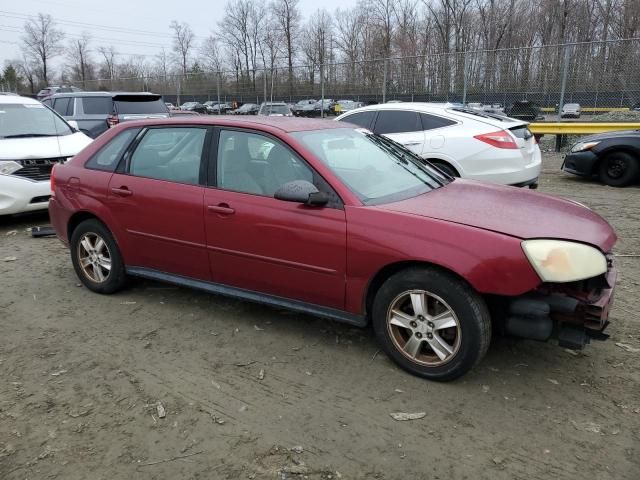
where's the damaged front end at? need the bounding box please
[494,256,617,350]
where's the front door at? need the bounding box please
[106,126,211,280]
[203,128,347,309]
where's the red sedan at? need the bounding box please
[49,117,617,381]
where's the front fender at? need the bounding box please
[344,206,540,315]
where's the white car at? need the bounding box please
[0,95,92,215]
[335,102,541,187]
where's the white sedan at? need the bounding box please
[0,94,92,215]
[335,102,541,187]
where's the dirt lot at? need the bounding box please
[1,152,639,480]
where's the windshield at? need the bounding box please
[0,103,73,138]
[292,128,447,205]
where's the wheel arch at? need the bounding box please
[425,158,460,176]
[67,210,109,243]
[363,260,474,322]
[592,146,640,174]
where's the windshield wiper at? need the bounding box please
[2,133,60,139]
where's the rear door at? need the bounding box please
[372,110,425,154]
[106,126,211,280]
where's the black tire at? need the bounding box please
[70,219,127,294]
[598,151,640,187]
[431,161,459,178]
[372,267,491,381]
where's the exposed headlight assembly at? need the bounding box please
[0,161,23,175]
[571,141,599,153]
[522,239,607,282]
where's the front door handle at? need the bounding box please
[111,186,133,197]
[208,203,235,215]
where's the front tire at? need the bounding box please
[70,219,127,294]
[372,267,491,381]
[598,151,639,187]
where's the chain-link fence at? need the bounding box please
[68,38,640,113]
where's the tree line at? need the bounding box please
[1,0,639,101]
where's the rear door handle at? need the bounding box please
[111,186,133,197]
[208,204,235,215]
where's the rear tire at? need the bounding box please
[430,160,459,178]
[372,267,491,381]
[598,151,639,187]
[70,219,127,294]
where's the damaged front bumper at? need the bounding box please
[502,260,617,349]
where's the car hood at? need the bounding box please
[0,132,93,160]
[379,179,616,252]
[579,130,640,142]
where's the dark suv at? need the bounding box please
[49,92,169,138]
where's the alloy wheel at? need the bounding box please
[77,232,112,283]
[386,290,461,366]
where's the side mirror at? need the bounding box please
[274,180,328,206]
[67,120,80,132]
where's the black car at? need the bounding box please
[230,103,258,115]
[505,101,543,121]
[181,102,208,114]
[562,130,640,187]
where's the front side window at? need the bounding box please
[292,128,445,205]
[53,97,71,116]
[0,102,73,138]
[129,127,207,185]
[339,111,376,130]
[217,130,313,196]
[85,128,140,172]
[374,110,422,134]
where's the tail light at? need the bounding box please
[107,114,119,127]
[50,164,57,195]
[474,130,518,149]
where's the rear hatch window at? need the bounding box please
[509,125,534,140]
[113,96,168,115]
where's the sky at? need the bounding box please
[0,0,348,72]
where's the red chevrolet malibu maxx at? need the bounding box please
[49,117,617,381]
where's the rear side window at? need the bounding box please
[374,111,422,134]
[420,113,456,130]
[82,97,112,114]
[114,98,167,114]
[129,127,207,185]
[85,128,139,172]
[339,111,376,130]
[53,97,72,116]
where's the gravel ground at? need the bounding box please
[1,153,639,480]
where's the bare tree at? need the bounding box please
[271,0,300,97]
[97,46,117,89]
[66,32,92,88]
[170,20,196,75]
[21,13,64,86]
[200,35,223,73]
